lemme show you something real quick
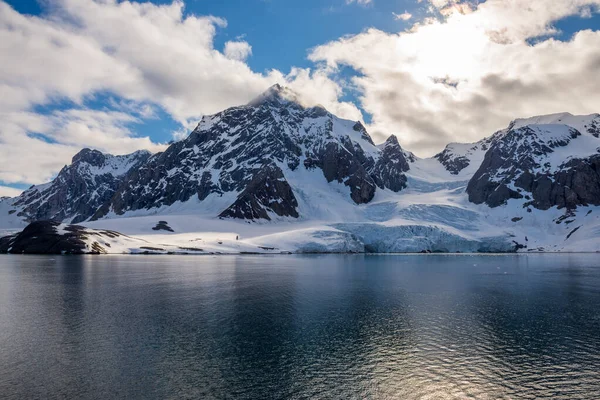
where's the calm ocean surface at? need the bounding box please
[0,254,599,399]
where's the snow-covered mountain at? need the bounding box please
[3,149,150,224]
[91,84,412,221]
[466,113,600,210]
[1,87,599,254]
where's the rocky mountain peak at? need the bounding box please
[381,134,417,163]
[247,84,302,108]
[369,135,412,192]
[383,134,399,146]
[352,121,375,145]
[6,85,417,223]
[380,135,406,152]
[467,113,600,209]
[10,148,150,224]
[507,112,574,131]
[85,85,418,220]
[72,148,106,166]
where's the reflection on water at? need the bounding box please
[0,254,599,399]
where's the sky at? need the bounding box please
[1,0,600,196]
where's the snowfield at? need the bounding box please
[31,174,598,254]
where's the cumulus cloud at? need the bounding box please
[393,12,413,21]
[0,186,25,197]
[0,108,166,184]
[310,0,600,156]
[346,0,373,6]
[0,0,357,188]
[224,41,253,61]
[2,0,600,192]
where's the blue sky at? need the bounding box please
[1,0,600,195]
[2,0,426,181]
[8,0,418,72]
[10,0,596,73]
[4,0,418,154]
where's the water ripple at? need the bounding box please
[0,254,599,399]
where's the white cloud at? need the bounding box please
[0,0,357,187]
[428,0,451,8]
[171,126,190,142]
[2,0,599,191]
[224,41,253,61]
[310,0,600,156]
[0,186,24,198]
[393,12,413,21]
[346,0,373,6]
[0,109,166,184]
[580,6,594,18]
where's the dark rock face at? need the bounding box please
[353,121,375,146]
[585,119,600,138]
[0,221,87,254]
[434,138,493,175]
[520,155,600,210]
[467,123,600,209]
[12,149,150,224]
[436,150,470,175]
[305,139,376,204]
[0,221,127,254]
[152,221,174,232]
[72,148,107,166]
[370,135,410,192]
[467,145,525,207]
[0,234,14,252]
[219,164,299,220]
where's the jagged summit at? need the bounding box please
[72,148,107,166]
[383,134,399,145]
[7,149,150,223]
[507,112,600,136]
[434,112,600,177]
[247,84,303,108]
[466,112,600,209]
[380,134,411,154]
[89,85,413,219]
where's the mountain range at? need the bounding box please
[1,85,599,254]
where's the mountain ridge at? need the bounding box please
[2,85,600,253]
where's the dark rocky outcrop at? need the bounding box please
[12,149,150,224]
[219,164,299,220]
[370,135,410,192]
[353,121,376,145]
[152,221,174,232]
[305,139,376,204]
[466,124,597,209]
[436,151,470,175]
[586,119,600,138]
[0,221,88,254]
[466,143,525,207]
[434,137,493,175]
[0,221,130,254]
[518,155,600,210]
